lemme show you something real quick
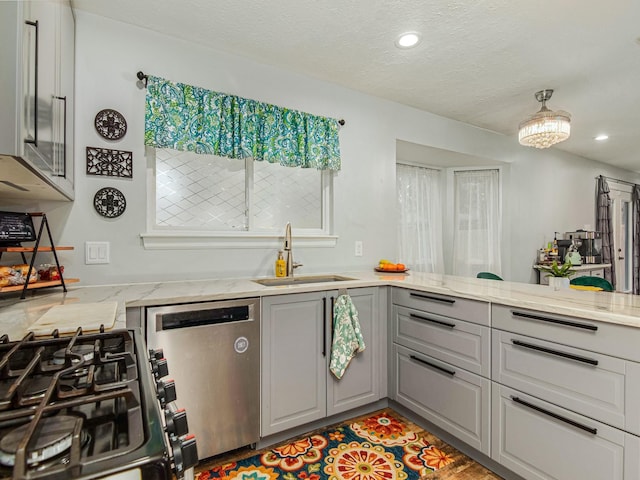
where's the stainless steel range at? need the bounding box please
[0,327,198,479]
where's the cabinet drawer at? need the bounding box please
[492,304,640,362]
[492,384,640,480]
[492,330,640,434]
[393,344,490,455]
[393,305,490,376]
[393,288,490,326]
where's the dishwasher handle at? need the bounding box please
[156,305,252,331]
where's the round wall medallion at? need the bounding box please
[93,187,126,218]
[94,109,127,140]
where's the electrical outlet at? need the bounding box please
[85,241,110,264]
[355,241,363,257]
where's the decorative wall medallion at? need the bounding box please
[93,187,126,218]
[86,146,133,178]
[94,109,127,140]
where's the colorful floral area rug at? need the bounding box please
[196,410,457,480]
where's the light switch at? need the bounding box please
[85,241,110,264]
[355,241,363,257]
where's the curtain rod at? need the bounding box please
[136,71,345,126]
[597,175,638,188]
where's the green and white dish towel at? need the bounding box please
[330,294,366,379]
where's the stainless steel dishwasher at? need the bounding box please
[146,298,260,461]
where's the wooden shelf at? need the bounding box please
[0,214,76,299]
[0,278,79,293]
[0,246,74,253]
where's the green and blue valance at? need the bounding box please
[144,75,341,171]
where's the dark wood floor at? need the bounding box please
[194,408,503,480]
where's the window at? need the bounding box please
[452,169,502,277]
[396,164,445,273]
[142,149,335,249]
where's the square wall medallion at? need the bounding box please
[86,146,133,178]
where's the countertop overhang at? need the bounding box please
[2,271,640,340]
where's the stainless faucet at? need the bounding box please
[284,222,302,276]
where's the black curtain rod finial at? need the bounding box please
[338,119,345,126]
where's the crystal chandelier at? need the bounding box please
[518,89,571,149]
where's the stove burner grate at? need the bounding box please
[0,329,157,480]
[51,345,95,366]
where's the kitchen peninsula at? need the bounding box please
[2,272,640,480]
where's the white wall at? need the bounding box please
[2,12,638,286]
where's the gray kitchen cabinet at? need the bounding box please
[492,384,640,480]
[0,0,75,200]
[393,344,490,455]
[492,329,640,435]
[491,303,640,479]
[390,287,491,455]
[492,304,640,363]
[393,304,490,376]
[261,287,382,437]
[392,287,490,326]
[327,287,383,416]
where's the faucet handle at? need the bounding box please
[293,262,303,270]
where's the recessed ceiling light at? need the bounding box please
[396,32,421,49]
[594,134,609,141]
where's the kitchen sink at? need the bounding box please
[253,275,356,287]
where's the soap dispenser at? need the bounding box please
[275,251,286,277]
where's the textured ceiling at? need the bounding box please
[72,0,640,172]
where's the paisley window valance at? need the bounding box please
[144,75,341,171]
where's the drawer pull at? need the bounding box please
[409,354,456,377]
[511,311,598,332]
[511,396,597,435]
[409,313,456,329]
[410,292,455,304]
[512,340,599,366]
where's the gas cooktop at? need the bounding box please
[0,327,177,480]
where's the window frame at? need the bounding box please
[141,148,337,249]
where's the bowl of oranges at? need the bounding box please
[375,259,408,273]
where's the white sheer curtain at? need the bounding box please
[452,169,501,277]
[396,164,445,273]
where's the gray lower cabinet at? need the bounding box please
[492,384,640,480]
[393,304,490,376]
[327,287,382,416]
[390,287,491,455]
[393,344,490,455]
[392,287,490,326]
[493,329,640,435]
[261,287,382,437]
[491,303,640,479]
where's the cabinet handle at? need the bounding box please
[511,311,598,332]
[54,96,67,178]
[511,396,597,435]
[409,312,455,329]
[330,296,335,346]
[409,354,456,377]
[410,292,455,304]
[512,339,599,366]
[24,20,39,147]
[322,297,326,357]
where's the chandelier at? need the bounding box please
[518,89,571,149]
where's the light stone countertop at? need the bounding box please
[1,271,640,340]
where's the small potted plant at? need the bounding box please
[538,260,576,290]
